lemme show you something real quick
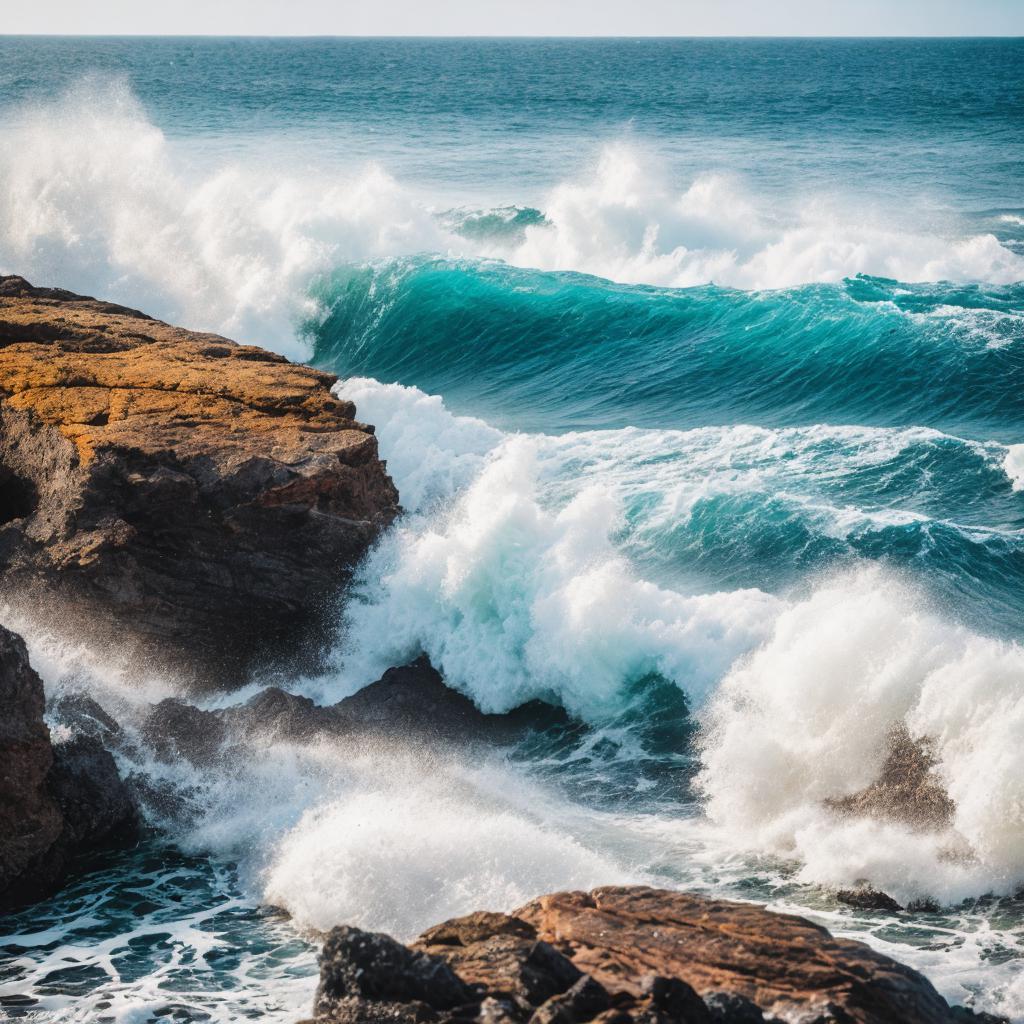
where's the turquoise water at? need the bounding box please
[1,36,1024,1023]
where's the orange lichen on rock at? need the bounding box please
[0,276,399,685]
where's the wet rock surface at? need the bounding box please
[0,624,136,908]
[136,656,569,768]
[0,275,399,685]
[302,887,1001,1024]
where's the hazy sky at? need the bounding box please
[6,0,1024,37]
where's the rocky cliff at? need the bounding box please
[0,624,136,908]
[0,276,399,685]
[303,886,997,1024]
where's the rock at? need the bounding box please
[637,976,710,1024]
[48,734,138,851]
[0,275,399,686]
[49,691,123,746]
[141,698,229,764]
[701,992,765,1023]
[530,976,611,1024]
[175,657,571,756]
[514,887,958,1024]
[826,723,954,832]
[0,624,63,904]
[0,623,137,908]
[311,925,475,1024]
[330,657,567,744]
[305,887,988,1024]
[835,887,904,913]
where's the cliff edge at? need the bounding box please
[0,276,399,684]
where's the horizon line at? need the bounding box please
[2,32,1023,40]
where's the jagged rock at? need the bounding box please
[311,925,474,1024]
[835,887,903,913]
[826,723,955,832]
[529,976,611,1024]
[151,658,571,763]
[515,887,959,1023]
[49,691,123,745]
[48,734,138,850]
[0,624,136,908]
[0,275,399,686]
[303,887,995,1024]
[0,624,63,904]
[141,698,228,764]
[701,992,765,1023]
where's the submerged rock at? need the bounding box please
[835,886,904,914]
[0,624,137,908]
[0,275,399,686]
[303,886,998,1024]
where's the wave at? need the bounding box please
[2,79,1022,372]
[310,258,1024,437]
[320,377,1024,912]
[698,567,1024,906]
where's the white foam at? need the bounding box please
[1005,445,1024,492]
[0,78,455,360]
[497,145,1024,290]
[262,753,634,938]
[2,81,1022,362]
[698,566,1024,905]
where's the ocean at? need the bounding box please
[1,36,1023,1022]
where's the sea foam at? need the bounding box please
[2,78,1022,369]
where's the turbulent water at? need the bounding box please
[1,36,1024,1023]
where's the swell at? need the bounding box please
[309,258,1024,439]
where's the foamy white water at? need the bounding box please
[2,80,1022,368]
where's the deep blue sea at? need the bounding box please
[1,37,1023,1023]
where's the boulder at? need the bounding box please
[302,887,998,1024]
[0,275,399,686]
[0,624,137,908]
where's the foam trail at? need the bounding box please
[1006,444,1024,491]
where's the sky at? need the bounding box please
[5,0,1023,37]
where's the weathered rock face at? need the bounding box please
[0,624,137,909]
[0,276,400,685]
[0,624,63,903]
[302,887,997,1024]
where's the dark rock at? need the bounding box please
[531,977,611,1024]
[331,657,568,745]
[701,992,765,1023]
[638,976,709,1024]
[0,624,63,905]
[0,275,400,687]
[314,926,474,1019]
[49,734,137,850]
[141,698,228,764]
[49,691,123,745]
[836,887,904,913]
[0,624,137,908]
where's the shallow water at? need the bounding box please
[1,35,1023,1023]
